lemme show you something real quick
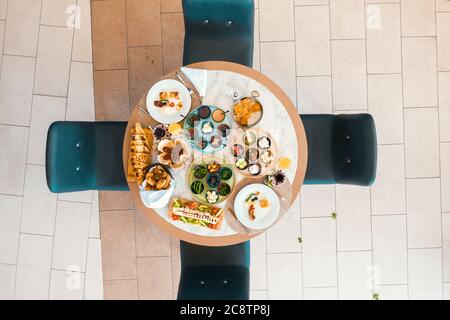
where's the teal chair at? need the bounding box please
[301,114,377,186]
[182,0,254,67]
[46,121,129,193]
[177,241,250,300]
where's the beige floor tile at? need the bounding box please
[250,290,268,300]
[297,76,332,114]
[103,279,138,300]
[0,21,4,66]
[58,191,93,203]
[400,0,436,36]
[443,213,450,282]
[3,0,41,56]
[295,0,328,4]
[253,9,260,71]
[441,143,450,212]
[406,178,442,248]
[260,41,297,105]
[402,38,438,107]
[336,186,372,251]
[0,125,28,195]
[100,210,137,280]
[41,0,76,27]
[295,6,331,76]
[128,46,163,109]
[72,0,93,63]
[266,196,301,253]
[94,70,130,121]
[372,215,407,285]
[15,234,53,300]
[21,165,58,236]
[161,0,182,13]
[260,0,295,41]
[376,285,408,300]
[300,185,335,217]
[84,238,104,300]
[439,72,450,141]
[366,3,401,74]
[267,253,302,299]
[331,40,367,110]
[126,0,161,47]
[162,13,184,74]
[99,190,134,210]
[27,95,66,165]
[0,195,22,265]
[170,237,180,293]
[135,208,171,257]
[137,257,173,300]
[91,0,127,70]
[371,145,406,215]
[408,248,442,300]
[250,233,267,290]
[0,264,16,299]
[404,108,440,178]
[303,287,338,300]
[436,0,450,11]
[337,251,373,300]
[0,55,36,126]
[367,74,403,144]
[52,201,91,272]
[66,62,95,121]
[89,192,100,238]
[0,0,6,20]
[34,26,73,97]
[301,217,337,287]
[49,269,85,300]
[437,13,450,71]
[330,0,365,39]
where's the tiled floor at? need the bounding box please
[0,0,102,299]
[91,0,450,300]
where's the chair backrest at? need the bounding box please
[177,241,250,300]
[182,0,254,36]
[46,121,129,193]
[301,114,377,186]
[182,0,255,66]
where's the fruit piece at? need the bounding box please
[279,157,292,169]
[260,199,270,208]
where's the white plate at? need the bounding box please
[234,183,280,230]
[146,79,192,124]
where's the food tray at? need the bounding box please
[187,157,236,205]
[183,105,232,154]
[227,127,278,178]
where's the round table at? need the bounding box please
[123,61,308,246]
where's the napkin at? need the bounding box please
[180,67,208,97]
[139,180,175,209]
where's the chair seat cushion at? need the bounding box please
[177,265,249,300]
[183,34,254,67]
[46,122,96,193]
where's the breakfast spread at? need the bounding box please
[126,71,294,235]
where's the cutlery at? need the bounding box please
[176,71,202,103]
